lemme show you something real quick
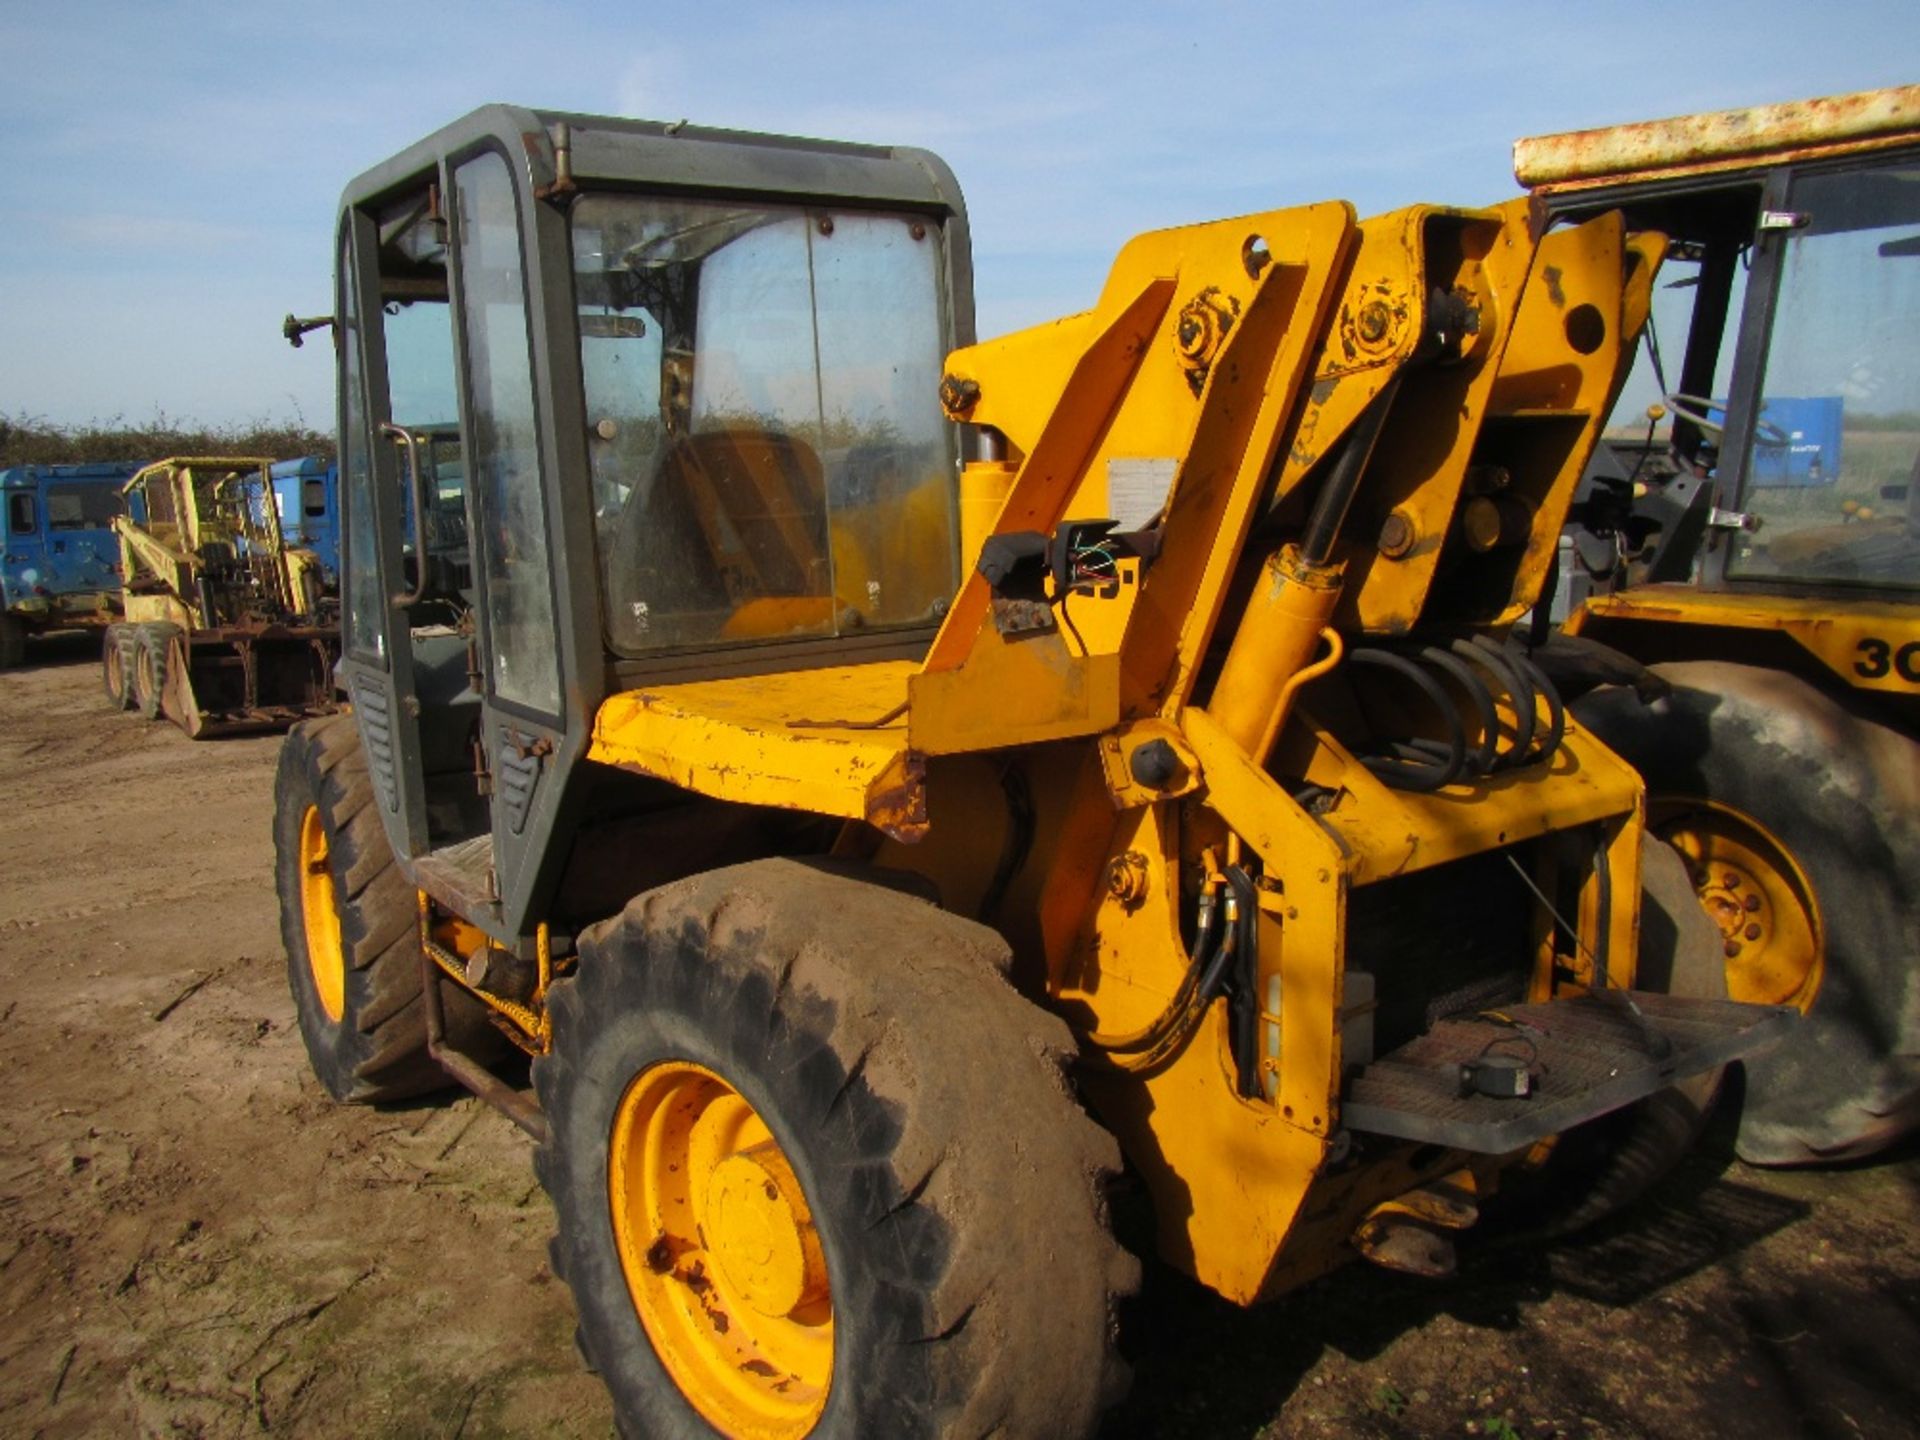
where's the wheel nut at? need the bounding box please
[1744,923,1763,941]
[1724,940,1742,958]
[1744,893,1762,912]
[1723,874,1740,889]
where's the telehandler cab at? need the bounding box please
[1530,85,1920,1167]
[277,105,1791,1436]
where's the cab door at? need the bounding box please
[334,210,447,864]
[444,146,571,938]
[336,147,579,944]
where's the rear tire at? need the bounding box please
[0,614,26,668]
[535,859,1136,1439]
[131,622,178,721]
[1576,661,1920,1164]
[102,625,134,709]
[273,713,498,1103]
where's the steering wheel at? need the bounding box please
[1664,392,1794,448]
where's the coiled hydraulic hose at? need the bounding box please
[1345,635,1568,792]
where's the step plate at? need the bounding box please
[1341,991,1795,1153]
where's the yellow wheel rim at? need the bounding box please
[1652,798,1824,1012]
[609,1060,832,1438]
[297,805,347,1023]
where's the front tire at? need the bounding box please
[273,713,496,1103]
[535,859,1136,1439]
[1577,661,1920,1164]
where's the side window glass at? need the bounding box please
[382,297,462,589]
[1729,165,1920,587]
[7,494,35,535]
[342,235,386,661]
[1604,252,1749,441]
[455,150,559,714]
[809,212,955,626]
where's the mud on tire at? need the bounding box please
[534,858,1138,1439]
[273,713,499,1103]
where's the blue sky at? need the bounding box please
[1,0,1915,429]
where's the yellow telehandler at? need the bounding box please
[275,106,1791,1435]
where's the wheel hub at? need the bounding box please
[609,1060,832,1437]
[296,805,346,1022]
[706,1141,828,1317]
[1652,798,1823,1012]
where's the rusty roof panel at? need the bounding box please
[1514,85,1920,189]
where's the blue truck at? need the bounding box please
[0,461,140,667]
[269,456,339,585]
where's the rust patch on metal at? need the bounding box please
[1515,85,1920,188]
[865,751,929,844]
[1542,265,1566,308]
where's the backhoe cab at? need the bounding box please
[277,105,1791,1436]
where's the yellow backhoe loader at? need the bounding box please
[1528,86,1920,1166]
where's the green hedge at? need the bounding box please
[0,413,334,469]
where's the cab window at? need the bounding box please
[573,195,957,655]
[1727,165,1920,588]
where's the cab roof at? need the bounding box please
[1515,84,1920,194]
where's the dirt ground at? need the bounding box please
[0,633,1915,1440]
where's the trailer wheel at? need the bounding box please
[1576,661,1920,1164]
[535,860,1136,1440]
[102,625,135,710]
[273,714,497,1103]
[0,615,26,669]
[131,623,179,721]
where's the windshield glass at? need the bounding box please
[572,194,957,654]
[45,483,122,530]
[1728,164,1920,588]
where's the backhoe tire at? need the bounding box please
[274,713,499,1104]
[534,859,1137,1440]
[1521,839,1730,1238]
[0,614,26,669]
[131,622,179,722]
[102,625,135,710]
[1576,661,1920,1165]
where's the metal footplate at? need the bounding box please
[1341,991,1796,1153]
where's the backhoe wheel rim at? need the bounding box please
[609,1060,832,1437]
[297,805,347,1023]
[1652,797,1824,1012]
